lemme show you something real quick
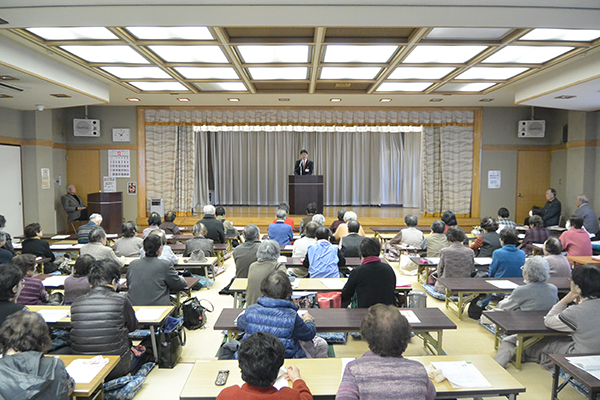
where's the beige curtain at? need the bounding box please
[175,126,195,213]
[145,124,177,212]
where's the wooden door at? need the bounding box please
[515,150,551,224]
[66,149,101,205]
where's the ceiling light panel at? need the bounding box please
[403,45,488,64]
[323,45,398,63]
[454,67,529,80]
[194,82,247,91]
[237,45,309,63]
[175,67,239,79]
[27,27,118,40]
[376,82,433,92]
[248,67,308,80]
[60,45,149,63]
[426,28,511,41]
[483,46,574,64]
[101,66,171,79]
[320,67,382,80]
[126,26,214,40]
[388,67,455,80]
[148,45,228,63]
[129,81,188,91]
[520,29,600,42]
[436,82,496,92]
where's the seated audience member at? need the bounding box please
[334,211,367,242]
[232,224,261,279]
[303,227,346,278]
[312,214,325,226]
[140,229,179,266]
[336,304,436,400]
[497,256,558,311]
[246,240,286,306]
[342,238,396,308]
[290,222,318,277]
[200,205,225,244]
[574,194,599,238]
[80,227,125,269]
[0,264,25,326]
[441,210,457,233]
[184,222,215,257]
[560,215,593,260]
[21,223,56,273]
[0,311,74,399]
[216,206,237,236]
[434,226,475,294]
[272,202,295,231]
[216,332,312,400]
[389,214,424,248]
[543,237,571,277]
[128,235,187,306]
[113,221,144,257]
[159,211,180,235]
[518,215,550,252]
[268,209,294,245]
[524,205,545,226]
[489,228,526,278]
[542,188,562,227]
[496,207,516,233]
[64,254,95,305]
[77,213,102,244]
[495,264,600,368]
[71,260,138,380]
[238,270,327,358]
[329,209,346,234]
[0,215,16,255]
[12,254,47,305]
[142,212,163,239]
[0,231,14,264]
[299,202,317,236]
[470,217,501,257]
[421,220,449,258]
[339,220,365,258]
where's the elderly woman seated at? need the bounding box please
[0,311,74,399]
[238,270,328,359]
[518,215,550,253]
[470,217,501,257]
[434,226,475,294]
[336,304,436,400]
[543,237,571,277]
[80,227,125,268]
[140,229,179,266]
[114,221,144,257]
[560,215,593,259]
[389,214,424,248]
[421,220,449,258]
[334,211,367,242]
[245,240,287,306]
[184,222,215,257]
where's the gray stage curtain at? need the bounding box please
[192,129,210,210]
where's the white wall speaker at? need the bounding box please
[73,119,100,137]
[518,120,545,138]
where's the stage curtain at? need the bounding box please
[440,124,473,215]
[175,126,196,213]
[193,130,210,210]
[145,123,177,213]
[402,131,423,209]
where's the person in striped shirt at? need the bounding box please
[12,254,48,306]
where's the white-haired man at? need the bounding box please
[61,184,87,221]
[77,213,103,244]
[199,205,225,244]
[575,194,599,238]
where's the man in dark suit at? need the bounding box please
[294,149,314,176]
[542,188,561,227]
[61,184,87,221]
[199,205,225,244]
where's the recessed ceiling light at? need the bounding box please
[0,94,13,98]
[520,29,600,42]
[320,67,382,80]
[128,81,188,91]
[228,98,240,102]
[101,66,171,79]
[248,67,308,80]
[237,45,309,63]
[330,98,342,102]
[483,46,573,64]
[0,75,18,81]
[555,95,576,99]
[324,45,398,63]
[279,98,290,102]
[177,98,190,102]
[436,82,496,92]
[126,26,213,40]
[388,67,455,80]
[27,27,118,40]
[380,98,392,103]
[194,82,247,91]
[403,45,487,64]
[174,67,239,80]
[0,18,8,25]
[60,45,149,64]
[479,98,494,102]
[376,82,433,92]
[148,45,228,63]
[126,97,140,102]
[429,98,443,102]
[454,67,529,80]
[50,94,71,98]
[426,28,511,41]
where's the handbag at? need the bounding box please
[182,298,214,330]
[157,316,185,369]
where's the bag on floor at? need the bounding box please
[157,316,186,369]
[467,294,487,320]
[317,292,341,308]
[182,298,214,330]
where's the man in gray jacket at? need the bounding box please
[574,194,599,238]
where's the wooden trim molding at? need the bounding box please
[483,140,600,152]
[137,107,147,219]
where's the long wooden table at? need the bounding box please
[482,310,569,370]
[214,307,455,355]
[567,256,600,266]
[435,277,571,320]
[122,256,218,289]
[51,354,120,398]
[410,256,493,283]
[179,354,525,400]
[550,354,600,400]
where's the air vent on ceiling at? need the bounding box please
[334,83,352,88]
[0,82,24,93]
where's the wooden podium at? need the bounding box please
[87,192,123,234]
[289,175,323,215]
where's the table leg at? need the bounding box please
[551,363,560,400]
[149,326,158,362]
[515,334,524,370]
[444,288,451,309]
[494,327,500,350]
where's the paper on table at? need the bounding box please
[399,310,421,324]
[278,256,288,263]
[283,245,293,251]
[71,244,85,249]
[165,234,174,239]
[37,309,70,323]
[395,276,411,288]
[341,358,356,379]
[42,275,68,287]
[274,367,289,390]
[135,307,168,321]
[66,357,109,384]
[12,243,22,250]
[291,279,301,289]
[486,280,519,289]
[50,244,74,250]
[297,310,307,317]
[431,361,492,388]
[518,234,525,239]
[119,277,127,285]
[531,243,544,249]
[234,310,245,326]
[291,291,317,299]
[51,234,70,240]
[106,233,118,239]
[320,279,345,290]
[474,257,493,265]
[567,355,600,379]
[426,257,440,264]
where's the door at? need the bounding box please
[0,145,24,237]
[515,150,551,224]
[66,149,101,205]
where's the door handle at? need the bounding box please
[517,193,523,197]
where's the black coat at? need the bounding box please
[294,159,314,175]
[200,214,226,244]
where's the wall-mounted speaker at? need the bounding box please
[73,119,100,137]
[518,120,545,138]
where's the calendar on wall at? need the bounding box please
[108,149,130,178]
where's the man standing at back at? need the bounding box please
[574,194,599,239]
[61,184,87,222]
[303,226,345,278]
[200,205,225,244]
[232,224,261,279]
[543,188,562,227]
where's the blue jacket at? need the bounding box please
[268,221,294,245]
[305,240,345,278]
[237,296,316,358]
[489,244,525,278]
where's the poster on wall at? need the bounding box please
[108,149,130,178]
[127,182,137,195]
[488,170,501,189]
[41,168,50,189]
[103,177,117,193]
